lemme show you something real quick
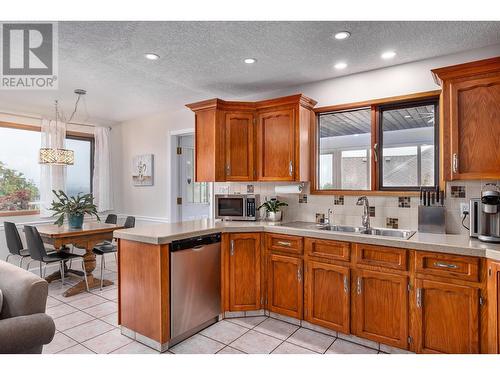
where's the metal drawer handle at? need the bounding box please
[277,241,292,247]
[297,267,302,283]
[356,277,362,295]
[433,262,458,269]
[230,240,235,256]
[452,153,458,174]
[343,275,349,294]
[416,288,423,308]
[289,161,293,177]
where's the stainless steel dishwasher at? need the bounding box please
[170,233,221,346]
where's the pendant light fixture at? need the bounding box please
[39,89,86,166]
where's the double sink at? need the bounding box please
[281,222,415,240]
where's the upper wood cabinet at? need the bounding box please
[225,112,255,181]
[414,279,480,353]
[186,94,317,182]
[224,233,261,311]
[432,57,500,180]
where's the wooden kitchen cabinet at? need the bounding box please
[256,108,295,181]
[224,233,261,311]
[487,261,500,353]
[352,269,409,349]
[414,278,480,353]
[186,94,316,182]
[432,57,500,181]
[305,261,350,333]
[225,112,255,181]
[267,253,303,319]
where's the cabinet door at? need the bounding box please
[487,262,500,353]
[228,233,261,311]
[352,269,408,349]
[267,253,303,319]
[414,279,480,353]
[256,108,295,181]
[225,112,254,181]
[305,261,350,333]
[449,75,500,180]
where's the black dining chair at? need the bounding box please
[105,214,118,224]
[4,222,31,267]
[93,216,135,290]
[24,225,89,290]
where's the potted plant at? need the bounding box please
[258,198,288,222]
[50,190,100,228]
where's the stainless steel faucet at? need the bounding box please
[356,196,370,231]
[325,208,333,225]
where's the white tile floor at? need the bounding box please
[41,255,407,354]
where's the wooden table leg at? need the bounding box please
[63,244,114,297]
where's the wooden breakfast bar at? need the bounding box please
[36,222,123,297]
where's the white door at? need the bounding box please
[177,135,211,221]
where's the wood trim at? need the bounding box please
[313,90,441,113]
[310,190,420,196]
[431,56,500,86]
[0,209,40,217]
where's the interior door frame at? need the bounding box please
[169,128,214,223]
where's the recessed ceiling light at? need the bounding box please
[144,53,160,60]
[334,31,351,40]
[381,51,396,60]
[334,62,347,70]
[244,58,257,64]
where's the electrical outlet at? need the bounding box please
[460,202,469,215]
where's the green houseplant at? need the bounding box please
[257,198,288,222]
[50,190,100,228]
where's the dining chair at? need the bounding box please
[93,216,135,290]
[24,225,89,291]
[4,222,31,267]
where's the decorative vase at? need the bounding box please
[267,211,282,222]
[68,214,84,229]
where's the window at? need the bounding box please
[313,91,440,194]
[318,108,371,190]
[0,123,94,216]
[379,101,438,189]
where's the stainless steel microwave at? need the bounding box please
[215,194,260,221]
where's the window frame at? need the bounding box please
[311,90,441,196]
[0,121,95,216]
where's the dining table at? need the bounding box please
[35,222,124,297]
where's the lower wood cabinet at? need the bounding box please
[488,262,500,353]
[227,233,261,311]
[352,269,409,349]
[267,253,303,319]
[414,279,480,354]
[305,261,350,333]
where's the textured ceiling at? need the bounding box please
[0,21,499,125]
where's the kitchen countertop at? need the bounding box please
[113,219,500,261]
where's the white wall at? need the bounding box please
[111,43,500,223]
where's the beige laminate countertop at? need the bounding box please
[113,219,500,261]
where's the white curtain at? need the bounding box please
[40,119,67,217]
[93,127,114,212]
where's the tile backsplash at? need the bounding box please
[214,180,500,235]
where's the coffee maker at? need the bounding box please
[470,184,500,243]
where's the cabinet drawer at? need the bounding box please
[266,233,303,255]
[354,243,408,271]
[415,251,480,282]
[305,237,350,262]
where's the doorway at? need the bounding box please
[176,134,211,221]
